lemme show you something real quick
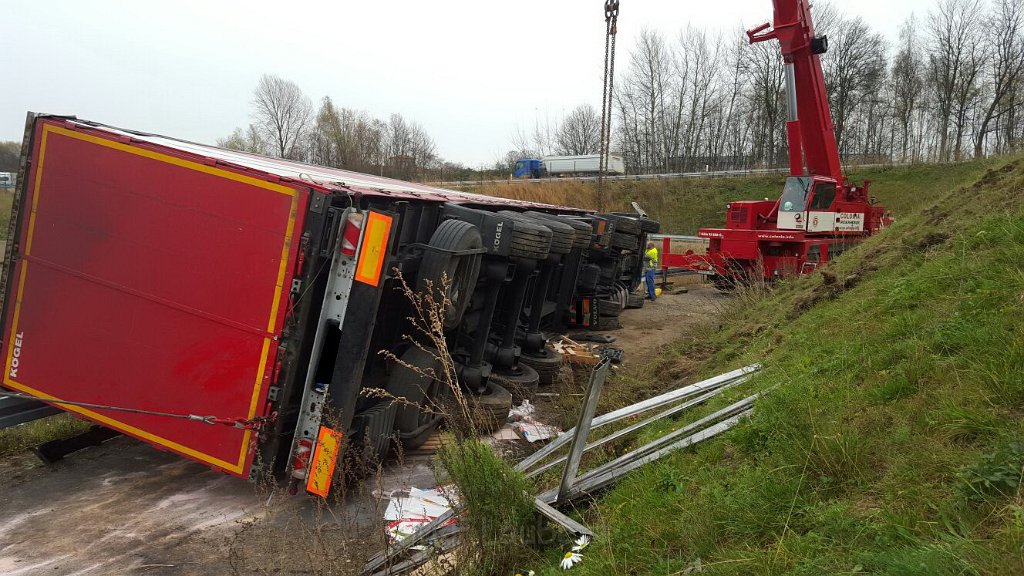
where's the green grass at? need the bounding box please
[0,413,91,455]
[522,158,1024,574]
[459,159,1003,235]
[0,189,12,240]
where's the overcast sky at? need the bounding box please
[4,0,935,167]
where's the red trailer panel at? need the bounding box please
[1,121,306,477]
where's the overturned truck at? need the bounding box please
[0,114,658,495]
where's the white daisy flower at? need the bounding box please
[572,535,591,552]
[561,551,583,569]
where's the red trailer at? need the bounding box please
[0,114,655,495]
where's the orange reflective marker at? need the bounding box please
[354,211,393,286]
[305,426,343,498]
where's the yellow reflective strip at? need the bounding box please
[306,426,343,497]
[354,212,392,286]
[3,122,303,475]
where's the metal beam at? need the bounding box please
[525,378,743,478]
[534,497,593,538]
[557,359,609,503]
[516,365,759,473]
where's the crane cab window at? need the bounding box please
[780,176,812,212]
[809,182,837,210]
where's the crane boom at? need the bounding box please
[667,0,891,289]
[748,0,842,181]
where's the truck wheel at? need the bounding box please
[466,381,513,432]
[417,220,483,331]
[611,232,640,251]
[604,214,641,235]
[595,315,622,330]
[519,348,562,385]
[597,298,622,317]
[638,218,660,233]
[496,211,553,260]
[532,213,593,250]
[625,293,645,309]
[612,212,661,234]
[386,346,446,448]
[490,364,540,403]
[522,211,586,254]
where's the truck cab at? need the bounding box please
[776,175,844,233]
[513,158,545,179]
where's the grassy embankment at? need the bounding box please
[513,158,1024,575]
[457,161,1001,235]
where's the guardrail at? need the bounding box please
[430,163,898,187]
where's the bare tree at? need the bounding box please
[0,141,21,172]
[617,28,672,172]
[974,0,1024,157]
[556,104,602,155]
[926,0,986,161]
[252,74,313,159]
[819,12,888,156]
[217,124,266,155]
[891,17,926,162]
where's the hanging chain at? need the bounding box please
[598,0,619,211]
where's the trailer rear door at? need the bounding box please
[1,120,306,478]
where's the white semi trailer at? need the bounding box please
[542,154,625,177]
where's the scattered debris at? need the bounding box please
[506,400,561,443]
[516,421,561,443]
[383,487,458,544]
[552,336,601,366]
[573,333,617,344]
[362,364,764,575]
[597,346,624,364]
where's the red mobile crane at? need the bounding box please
[672,0,890,287]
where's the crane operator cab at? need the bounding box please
[777,175,842,233]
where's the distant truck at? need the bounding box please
[1,114,657,496]
[513,154,625,179]
[0,172,15,189]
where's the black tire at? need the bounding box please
[611,232,640,251]
[417,220,483,331]
[611,212,661,234]
[604,214,641,235]
[595,315,622,330]
[576,215,612,249]
[466,381,513,432]
[638,218,660,233]
[597,298,622,317]
[524,211,591,251]
[520,212,575,255]
[519,347,563,386]
[625,293,645,309]
[491,364,540,403]
[386,346,445,448]
[496,211,552,260]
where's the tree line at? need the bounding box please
[223,0,1024,181]
[219,75,471,181]
[604,0,1024,173]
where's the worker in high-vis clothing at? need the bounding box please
[644,241,659,301]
